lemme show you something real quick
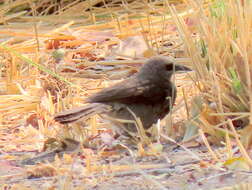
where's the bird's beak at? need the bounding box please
[174,64,192,73]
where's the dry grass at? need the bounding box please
[0,0,252,189]
[169,0,252,166]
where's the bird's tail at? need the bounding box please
[54,103,111,124]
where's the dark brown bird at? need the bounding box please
[54,56,191,134]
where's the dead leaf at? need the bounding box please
[112,36,150,58]
[26,163,57,179]
[224,157,250,171]
[100,132,115,146]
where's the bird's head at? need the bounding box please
[138,56,192,81]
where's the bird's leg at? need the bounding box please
[100,114,137,138]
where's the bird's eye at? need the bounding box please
[165,64,174,71]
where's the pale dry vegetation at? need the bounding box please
[0,0,252,190]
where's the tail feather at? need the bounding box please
[54,103,111,124]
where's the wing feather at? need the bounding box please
[87,77,152,103]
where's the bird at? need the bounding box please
[54,56,191,135]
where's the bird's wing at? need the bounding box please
[87,77,152,103]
